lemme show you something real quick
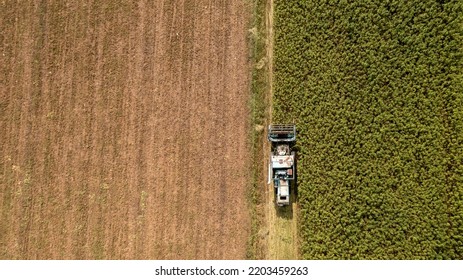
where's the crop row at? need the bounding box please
[273,0,463,259]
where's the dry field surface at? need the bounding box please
[1,0,251,259]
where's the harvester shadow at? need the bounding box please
[273,187,296,219]
[275,204,293,219]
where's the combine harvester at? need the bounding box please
[267,124,296,206]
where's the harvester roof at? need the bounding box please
[271,155,294,168]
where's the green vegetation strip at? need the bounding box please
[247,0,269,259]
[273,0,463,259]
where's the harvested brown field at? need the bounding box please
[1,0,251,259]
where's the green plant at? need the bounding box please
[273,0,463,259]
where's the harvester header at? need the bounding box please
[267,124,296,142]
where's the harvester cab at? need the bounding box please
[268,124,296,206]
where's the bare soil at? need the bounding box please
[1,0,251,259]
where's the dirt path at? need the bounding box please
[262,0,299,260]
